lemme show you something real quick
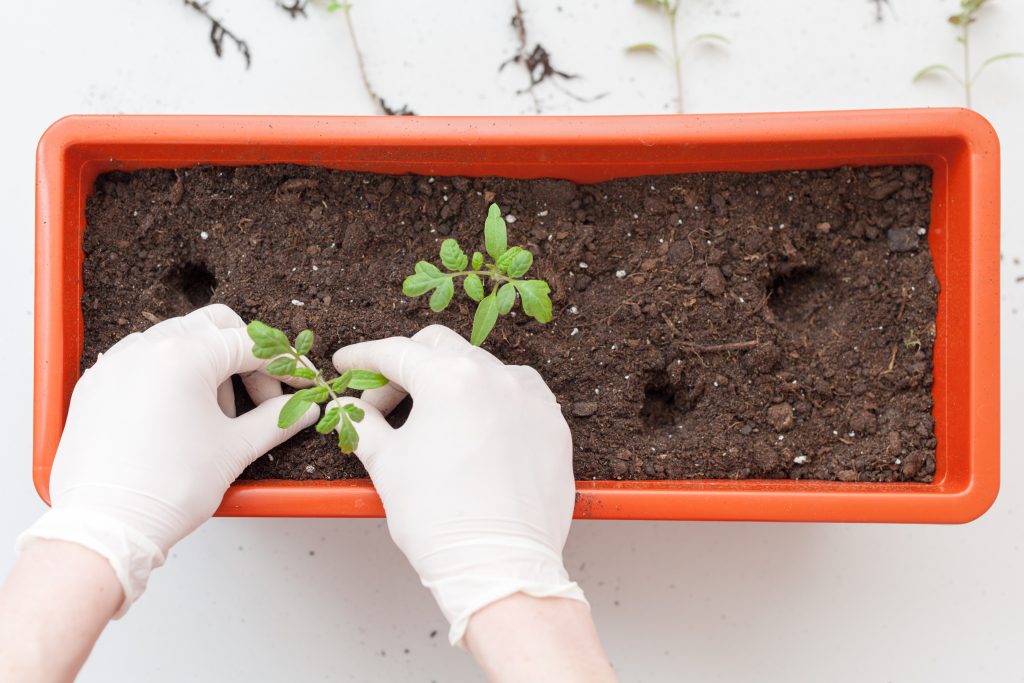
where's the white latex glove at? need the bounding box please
[18,304,318,615]
[332,325,586,646]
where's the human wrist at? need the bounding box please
[16,507,165,618]
[465,593,616,683]
[415,537,586,646]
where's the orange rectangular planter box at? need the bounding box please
[34,110,1000,522]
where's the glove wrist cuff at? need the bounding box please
[419,546,587,647]
[16,508,166,618]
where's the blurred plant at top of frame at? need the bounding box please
[625,0,728,114]
[913,0,1022,108]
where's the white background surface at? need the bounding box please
[1,1,1022,681]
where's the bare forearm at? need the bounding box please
[465,594,618,683]
[0,540,122,683]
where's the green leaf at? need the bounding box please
[626,42,660,54]
[331,370,353,393]
[430,277,455,312]
[316,407,340,434]
[294,329,314,356]
[337,414,359,453]
[514,280,553,324]
[440,239,469,271]
[247,321,292,356]
[484,203,508,260]
[295,386,329,403]
[497,282,517,315]
[341,403,365,422]
[251,345,283,359]
[913,63,963,84]
[266,357,297,377]
[347,370,389,390]
[464,273,485,301]
[506,249,534,278]
[415,261,444,278]
[689,33,730,47]
[278,394,312,429]
[472,251,484,271]
[972,52,1024,83]
[404,261,449,297]
[495,246,522,274]
[403,273,438,297]
[293,367,317,381]
[247,320,289,348]
[470,293,500,346]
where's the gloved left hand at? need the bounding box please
[18,304,318,615]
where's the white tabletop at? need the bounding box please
[1,1,1022,680]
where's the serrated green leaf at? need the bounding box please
[913,63,962,84]
[293,367,317,381]
[626,42,660,53]
[295,386,329,403]
[266,357,297,377]
[341,403,365,422]
[440,239,469,271]
[495,246,522,274]
[506,249,534,278]
[471,293,500,346]
[316,407,340,434]
[347,370,389,390]
[337,414,359,453]
[252,344,283,359]
[514,280,553,324]
[484,203,508,260]
[415,261,444,278]
[430,277,455,312]
[472,251,484,271]
[497,282,517,315]
[247,321,292,356]
[331,370,353,393]
[403,273,439,297]
[294,329,314,356]
[278,394,312,429]
[247,320,289,347]
[464,273,485,301]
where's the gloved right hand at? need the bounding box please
[331,325,586,646]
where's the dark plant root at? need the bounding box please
[183,0,252,69]
[272,0,411,113]
[871,0,894,22]
[276,0,308,19]
[379,98,415,117]
[502,0,607,113]
[337,4,415,116]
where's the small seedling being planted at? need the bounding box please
[247,321,388,453]
[626,0,728,113]
[913,0,1022,108]
[403,202,552,346]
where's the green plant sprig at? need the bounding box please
[913,0,1023,108]
[402,202,553,346]
[626,0,729,114]
[246,321,388,453]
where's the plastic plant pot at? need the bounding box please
[34,110,1000,523]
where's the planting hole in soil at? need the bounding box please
[163,261,218,307]
[82,164,938,484]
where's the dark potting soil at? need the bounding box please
[83,164,937,483]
